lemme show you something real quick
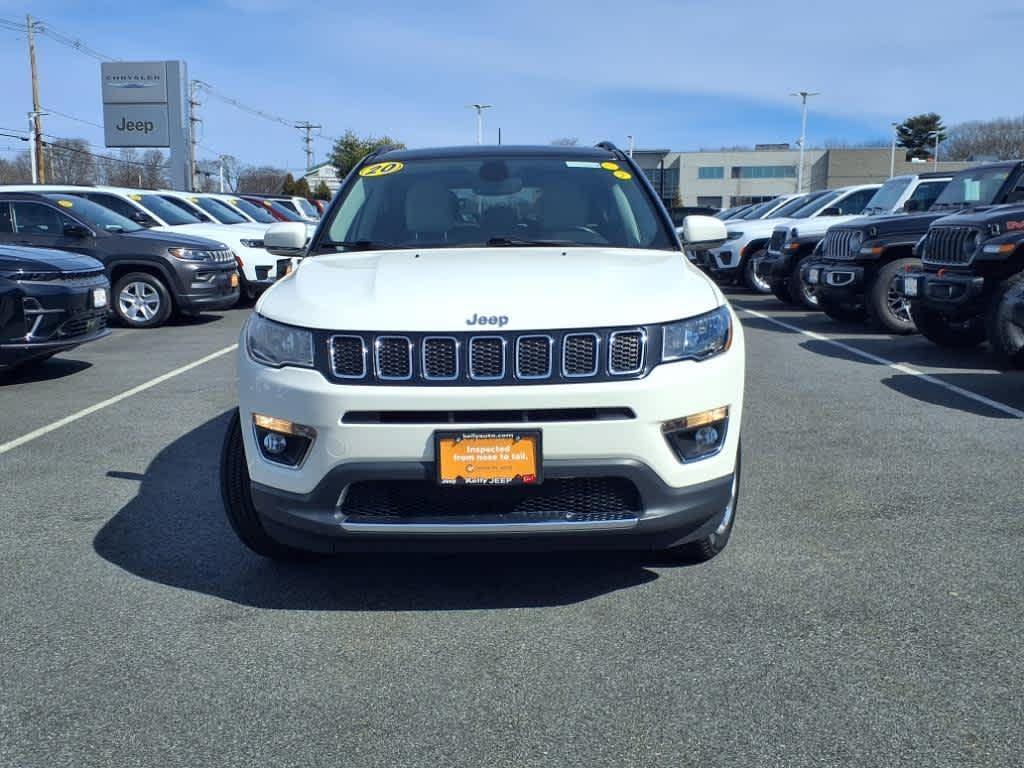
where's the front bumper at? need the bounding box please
[237,323,745,549]
[896,270,986,314]
[756,250,793,284]
[174,263,240,313]
[802,260,866,300]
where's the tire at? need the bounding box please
[770,279,794,304]
[113,272,173,328]
[911,303,986,349]
[17,352,57,369]
[742,249,772,294]
[867,258,919,334]
[787,255,820,309]
[666,448,740,564]
[985,272,1024,368]
[818,296,866,324]
[220,409,313,561]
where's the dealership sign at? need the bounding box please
[101,60,189,188]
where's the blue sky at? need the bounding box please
[0,0,1020,173]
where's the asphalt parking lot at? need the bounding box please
[2,295,1022,768]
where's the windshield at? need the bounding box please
[193,197,248,225]
[131,193,203,226]
[321,155,675,252]
[768,194,813,219]
[250,198,303,222]
[789,190,839,219]
[739,200,780,219]
[295,198,319,218]
[863,178,912,214]
[932,167,1012,208]
[43,194,142,233]
[226,196,276,223]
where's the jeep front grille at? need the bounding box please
[924,226,978,266]
[325,325,653,386]
[822,229,857,260]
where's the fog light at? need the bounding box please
[262,432,287,455]
[662,407,729,462]
[252,413,316,467]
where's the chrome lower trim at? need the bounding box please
[340,517,639,535]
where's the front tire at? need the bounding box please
[818,296,866,324]
[911,304,986,348]
[113,272,173,328]
[742,249,772,294]
[985,272,1024,368]
[220,409,312,561]
[788,255,820,309]
[867,258,919,334]
[666,449,740,564]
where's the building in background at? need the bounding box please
[303,161,340,194]
[631,146,973,209]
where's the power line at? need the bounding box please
[42,106,103,130]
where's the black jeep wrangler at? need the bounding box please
[803,162,1024,333]
[898,198,1024,367]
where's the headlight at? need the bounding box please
[246,314,314,368]
[848,231,863,254]
[239,239,265,248]
[168,247,212,261]
[662,306,732,362]
[964,230,981,259]
[725,231,742,241]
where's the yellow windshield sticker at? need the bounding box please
[188,196,199,202]
[56,199,73,208]
[129,193,143,201]
[600,162,620,171]
[613,170,632,180]
[227,198,237,204]
[262,200,272,207]
[359,161,404,178]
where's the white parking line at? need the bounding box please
[738,307,1024,419]
[0,344,238,456]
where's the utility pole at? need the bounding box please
[295,122,321,171]
[889,121,899,178]
[627,135,634,158]
[467,104,492,145]
[27,113,37,183]
[929,130,941,170]
[791,91,820,193]
[188,80,201,191]
[218,158,225,193]
[26,15,45,183]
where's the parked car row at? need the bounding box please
[687,160,1024,368]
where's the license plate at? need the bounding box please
[808,268,820,285]
[91,287,107,308]
[904,277,918,297]
[435,431,542,486]
[230,272,240,288]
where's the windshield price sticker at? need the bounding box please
[360,161,404,178]
[57,199,73,208]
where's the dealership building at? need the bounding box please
[631,146,973,209]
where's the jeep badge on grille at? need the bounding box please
[466,313,509,327]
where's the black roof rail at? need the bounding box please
[364,144,403,162]
[595,141,620,153]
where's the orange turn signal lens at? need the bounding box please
[661,406,730,433]
[253,414,316,438]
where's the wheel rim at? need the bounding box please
[118,281,160,322]
[715,472,739,535]
[801,281,820,307]
[748,256,770,292]
[886,278,913,324]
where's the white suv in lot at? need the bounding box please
[221,145,745,562]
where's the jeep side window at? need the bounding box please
[907,180,947,210]
[834,189,876,215]
[11,202,66,235]
[84,193,143,222]
[0,202,12,234]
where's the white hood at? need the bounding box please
[258,247,721,331]
[727,216,798,240]
[153,222,276,267]
[788,214,861,239]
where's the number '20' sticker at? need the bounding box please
[57,199,74,208]
[360,161,404,178]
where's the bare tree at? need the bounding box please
[237,165,289,194]
[0,152,32,183]
[944,115,1024,161]
[99,149,143,187]
[139,150,167,189]
[46,139,95,184]
[550,137,579,146]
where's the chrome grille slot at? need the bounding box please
[422,336,458,380]
[823,229,855,260]
[563,333,599,377]
[469,336,505,380]
[330,335,367,378]
[924,226,975,266]
[609,330,645,375]
[375,336,412,380]
[516,335,552,379]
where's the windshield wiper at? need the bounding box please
[330,240,393,251]
[485,237,578,247]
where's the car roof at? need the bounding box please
[0,190,91,202]
[373,145,617,162]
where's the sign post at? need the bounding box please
[101,60,190,190]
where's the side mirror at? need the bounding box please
[63,223,91,239]
[265,222,308,257]
[820,206,842,216]
[903,199,923,213]
[679,214,727,251]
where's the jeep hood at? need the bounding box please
[828,212,947,238]
[257,247,721,331]
[928,203,1024,229]
[790,214,861,238]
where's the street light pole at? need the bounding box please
[933,132,940,170]
[791,91,820,193]
[467,104,492,145]
[889,121,899,178]
[627,135,634,158]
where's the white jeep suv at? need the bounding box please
[221,145,745,562]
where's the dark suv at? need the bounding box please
[804,162,1024,333]
[0,192,239,328]
[1,245,110,371]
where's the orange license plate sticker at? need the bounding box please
[436,432,541,486]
